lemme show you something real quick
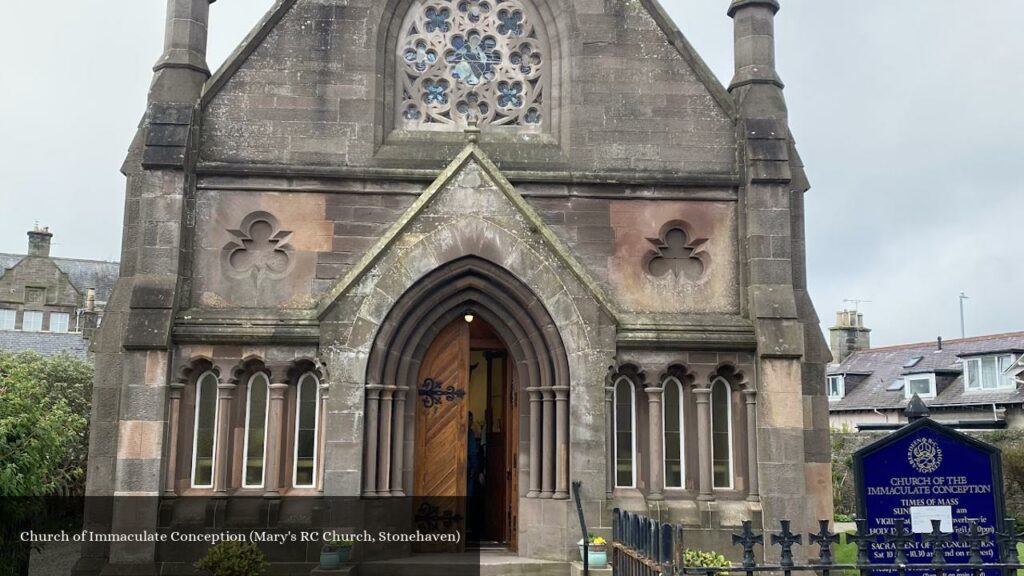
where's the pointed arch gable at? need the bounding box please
[315,143,618,323]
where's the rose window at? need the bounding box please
[397,0,546,131]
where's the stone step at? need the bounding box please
[358,552,571,576]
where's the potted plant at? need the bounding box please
[577,534,608,569]
[683,548,731,576]
[195,541,268,576]
[320,534,353,570]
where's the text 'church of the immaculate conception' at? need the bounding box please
[78,0,832,573]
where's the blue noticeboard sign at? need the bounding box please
[854,418,1005,576]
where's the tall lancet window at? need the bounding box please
[243,373,270,488]
[396,0,547,131]
[614,377,636,488]
[191,372,219,488]
[663,378,684,489]
[293,373,320,488]
[711,378,734,489]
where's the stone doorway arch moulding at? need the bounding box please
[362,256,571,499]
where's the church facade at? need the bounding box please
[79,0,832,572]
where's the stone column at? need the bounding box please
[604,385,615,498]
[213,378,237,497]
[317,380,330,493]
[541,388,555,498]
[646,386,665,501]
[694,387,714,501]
[390,385,410,496]
[553,385,570,499]
[376,385,396,496]
[362,385,382,497]
[163,382,185,497]
[264,382,289,497]
[744,390,760,501]
[527,388,542,498]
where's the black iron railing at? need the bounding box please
[611,510,1024,576]
[573,481,592,576]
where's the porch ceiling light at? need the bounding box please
[464,309,475,324]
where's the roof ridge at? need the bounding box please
[858,332,1024,353]
[0,252,119,265]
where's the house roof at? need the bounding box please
[0,330,89,359]
[0,253,119,304]
[828,332,1024,411]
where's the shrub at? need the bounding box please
[683,549,731,575]
[195,541,268,576]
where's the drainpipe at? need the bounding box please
[873,408,887,424]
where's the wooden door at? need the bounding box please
[505,362,519,551]
[414,320,470,551]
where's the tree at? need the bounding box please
[0,351,92,496]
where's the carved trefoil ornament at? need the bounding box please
[396,0,547,131]
[221,212,295,285]
[644,221,710,282]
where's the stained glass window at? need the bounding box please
[397,0,546,130]
[614,377,635,488]
[663,378,684,488]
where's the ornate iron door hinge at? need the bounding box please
[418,378,466,408]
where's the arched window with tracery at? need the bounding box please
[396,0,548,132]
[613,376,636,488]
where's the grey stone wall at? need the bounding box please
[198,0,736,175]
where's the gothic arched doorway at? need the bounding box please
[361,256,572,553]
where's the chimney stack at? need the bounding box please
[27,226,53,258]
[829,309,871,363]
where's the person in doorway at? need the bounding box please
[467,412,485,541]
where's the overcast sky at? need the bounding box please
[0,1,1021,347]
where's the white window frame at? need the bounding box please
[242,373,270,489]
[292,373,321,489]
[0,309,15,331]
[191,371,219,489]
[711,378,734,490]
[613,376,637,489]
[662,377,685,489]
[23,310,43,332]
[965,355,1018,392]
[904,373,937,399]
[827,375,846,401]
[49,312,70,333]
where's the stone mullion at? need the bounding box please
[264,382,289,497]
[213,378,237,497]
[163,382,185,497]
[317,380,330,493]
[744,390,760,501]
[541,388,555,498]
[694,387,714,501]
[390,385,410,496]
[376,385,396,496]
[553,385,570,499]
[362,385,383,497]
[604,385,615,498]
[646,386,665,501]
[527,387,542,498]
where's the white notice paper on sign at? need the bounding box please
[910,506,953,533]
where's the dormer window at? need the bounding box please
[905,373,936,399]
[827,375,845,401]
[964,354,1018,391]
